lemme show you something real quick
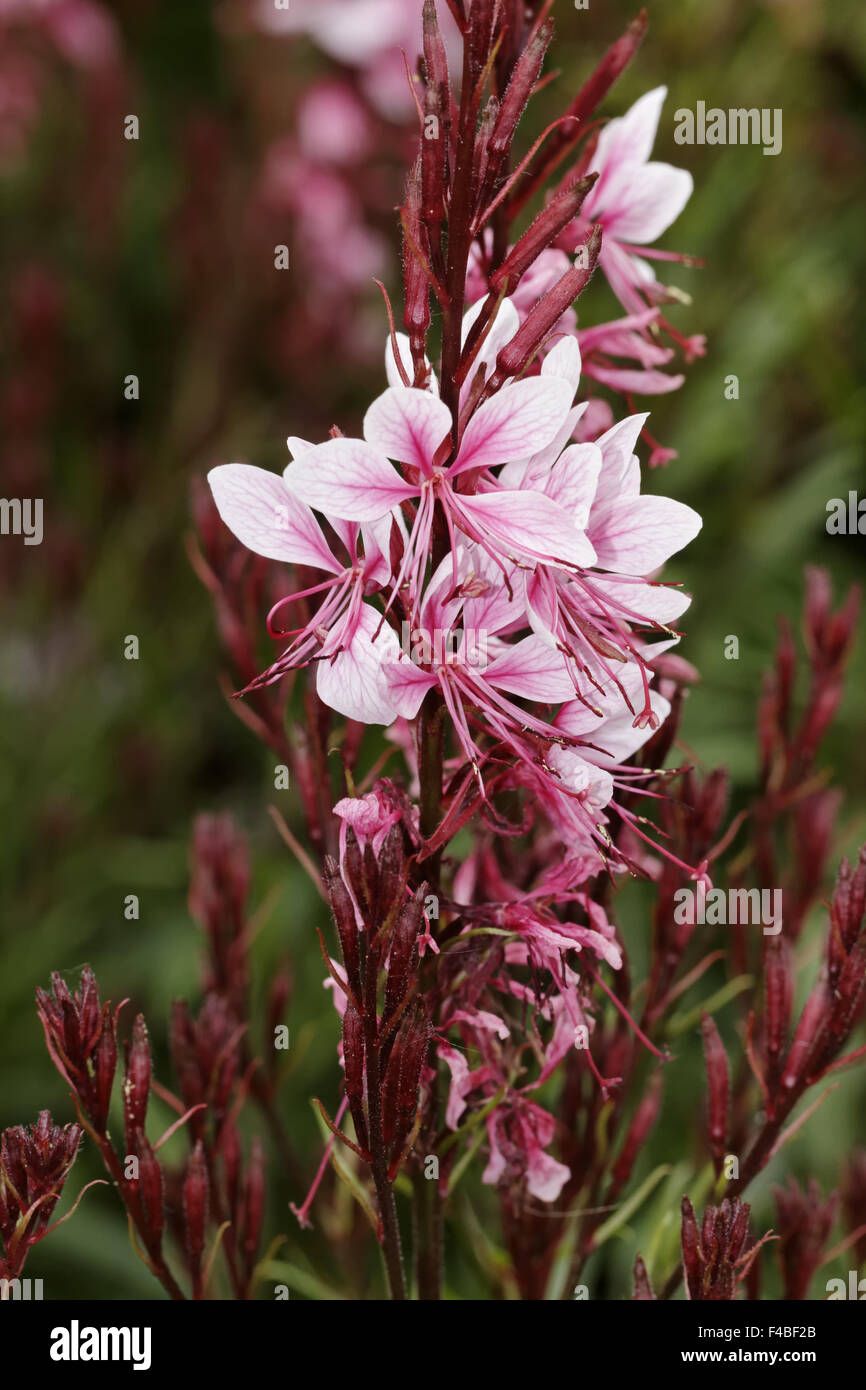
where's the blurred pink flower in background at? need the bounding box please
[252,0,460,117]
[0,0,121,164]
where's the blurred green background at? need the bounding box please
[0,0,864,1298]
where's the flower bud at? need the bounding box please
[342,1004,369,1154]
[700,1014,729,1172]
[123,1015,151,1151]
[490,225,601,386]
[183,1140,209,1287]
[324,856,362,999]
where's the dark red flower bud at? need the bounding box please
[402,160,431,371]
[183,1140,209,1292]
[37,968,119,1132]
[485,19,552,180]
[828,846,866,974]
[511,10,647,215]
[383,1005,430,1172]
[680,1195,702,1298]
[700,1014,729,1173]
[490,175,596,296]
[376,825,406,929]
[342,1004,369,1154]
[324,856,362,1000]
[781,973,829,1092]
[804,566,860,672]
[421,84,446,230]
[241,1137,266,1271]
[123,1015,151,1151]
[489,225,601,386]
[341,826,369,918]
[77,967,101,1055]
[0,1113,81,1275]
[682,1195,757,1300]
[383,887,425,1032]
[764,934,792,1095]
[610,1070,662,1195]
[567,9,648,126]
[813,929,866,1075]
[773,1177,838,1301]
[632,1253,655,1300]
[91,1005,118,1134]
[133,1129,164,1247]
[423,0,452,102]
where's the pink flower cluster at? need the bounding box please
[209,0,705,1211]
[210,303,700,879]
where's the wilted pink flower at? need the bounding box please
[484,1097,570,1204]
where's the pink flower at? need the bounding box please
[284,318,591,607]
[255,0,460,119]
[484,1099,570,1204]
[467,241,684,397]
[207,463,399,723]
[333,787,403,859]
[296,82,372,166]
[576,87,694,317]
[259,146,386,293]
[256,0,421,68]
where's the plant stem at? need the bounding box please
[97,1135,188,1301]
[363,929,406,1299]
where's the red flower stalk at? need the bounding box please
[36,966,118,1136]
[773,1177,839,1301]
[37,968,197,1300]
[681,1196,769,1301]
[188,812,251,1017]
[170,995,241,1133]
[310,824,430,1300]
[0,1113,83,1282]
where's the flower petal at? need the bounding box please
[544,442,602,530]
[383,658,438,720]
[363,386,453,475]
[285,437,416,521]
[587,86,668,212]
[602,161,694,244]
[485,635,576,702]
[316,604,400,724]
[452,377,573,475]
[591,494,702,574]
[456,489,596,568]
[208,463,341,572]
